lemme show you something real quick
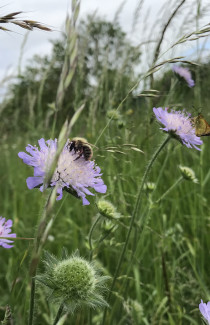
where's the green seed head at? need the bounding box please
[97,199,118,219]
[36,250,110,313]
[53,257,96,301]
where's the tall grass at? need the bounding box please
[0,0,210,324]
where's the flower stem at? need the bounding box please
[101,135,170,325]
[28,188,58,325]
[28,277,36,325]
[53,303,64,325]
[88,214,102,262]
[88,214,102,325]
[155,176,183,203]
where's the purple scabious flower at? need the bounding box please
[153,107,203,150]
[18,138,107,205]
[199,300,210,324]
[172,65,195,87]
[0,217,16,249]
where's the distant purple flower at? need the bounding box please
[18,139,107,205]
[0,217,16,249]
[172,65,195,87]
[199,300,210,324]
[153,107,203,150]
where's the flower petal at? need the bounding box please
[0,217,16,249]
[26,177,43,189]
[56,188,63,201]
[153,107,203,151]
[94,184,107,193]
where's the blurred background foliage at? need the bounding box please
[1,16,141,135]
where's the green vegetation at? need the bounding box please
[0,1,210,324]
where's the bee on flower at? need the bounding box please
[18,138,107,205]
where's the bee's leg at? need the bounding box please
[67,141,73,151]
[74,152,83,161]
[69,142,74,151]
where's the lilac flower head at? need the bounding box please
[0,217,16,249]
[18,138,107,205]
[172,65,195,87]
[199,300,210,324]
[153,107,203,150]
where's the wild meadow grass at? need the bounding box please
[1,0,210,324]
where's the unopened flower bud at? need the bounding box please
[97,200,119,220]
[53,257,96,301]
[143,182,155,193]
[178,166,198,183]
[36,251,109,313]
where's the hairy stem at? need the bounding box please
[88,214,102,262]
[28,188,57,325]
[88,214,102,325]
[156,176,183,203]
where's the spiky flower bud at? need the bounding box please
[178,166,198,183]
[53,257,96,301]
[97,199,120,220]
[36,250,109,313]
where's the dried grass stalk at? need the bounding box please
[55,0,80,111]
[0,11,51,32]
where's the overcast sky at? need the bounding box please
[1,0,210,96]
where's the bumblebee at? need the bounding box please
[68,137,93,161]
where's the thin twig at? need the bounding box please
[150,0,186,88]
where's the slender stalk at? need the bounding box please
[28,188,57,325]
[88,214,102,325]
[155,176,183,203]
[88,214,102,262]
[28,277,36,325]
[101,135,171,325]
[150,0,186,89]
[88,310,92,325]
[53,303,65,325]
[161,250,171,309]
